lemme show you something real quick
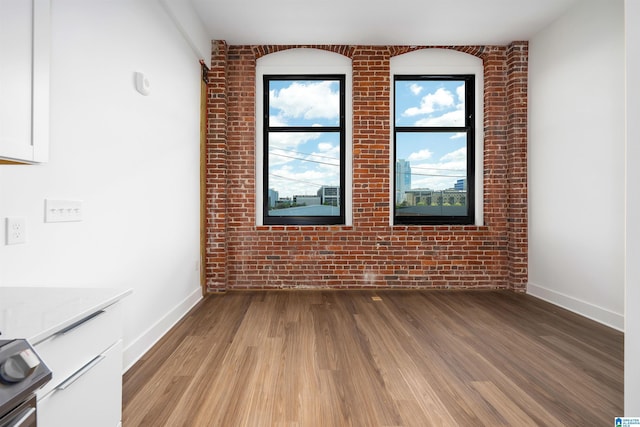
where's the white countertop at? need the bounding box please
[0,287,132,344]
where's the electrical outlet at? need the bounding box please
[6,217,26,245]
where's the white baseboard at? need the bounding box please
[122,288,202,372]
[527,282,624,332]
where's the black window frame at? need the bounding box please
[393,74,475,225]
[263,74,346,226]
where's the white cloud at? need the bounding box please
[268,133,322,168]
[269,139,340,196]
[317,142,333,152]
[456,84,465,106]
[312,143,340,170]
[269,132,320,149]
[269,115,288,127]
[270,81,339,121]
[403,88,454,117]
[440,147,466,162]
[405,83,467,127]
[409,83,423,96]
[407,148,467,190]
[309,146,340,170]
[269,148,295,167]
[450,132,466,139]
[415,109,465,127]
[270,163,339,196]
[407,148,433,161]
[410,174,457,191]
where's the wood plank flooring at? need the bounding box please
[122,291,623,426]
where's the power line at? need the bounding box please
[271,144,338,162]
[269,173,336,189]
[409,172,466,178]
[269,151,339,167]
[409,165,465,173]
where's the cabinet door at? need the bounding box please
[37,340,123,427]
[35,303,122,399]
[0,0,49,163]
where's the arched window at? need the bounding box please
[391,49,484,225]
[256,49,352,226]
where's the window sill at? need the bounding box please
[391,224,489,232]
[256,225,354,232]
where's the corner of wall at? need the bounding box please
[527,282,624,331]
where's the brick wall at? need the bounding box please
[204,42,528,292]
[204,40,228,292]
[506,42,529,291]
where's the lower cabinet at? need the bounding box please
[34,300,125,426]
[37,340,123,427]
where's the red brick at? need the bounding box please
[203,43,528,293]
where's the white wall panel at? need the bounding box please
[0,0,206,369]
[528,0,625,330]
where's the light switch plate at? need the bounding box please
[45,199,83,222]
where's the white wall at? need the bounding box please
[528,0,625,330]
[159,0,211,66]
[625,0,640,415]
[0,0,207,370]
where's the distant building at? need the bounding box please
[442,189,466,206]
[396,160,412,203]
[405,189,434,206]
[293,195,321,206]
[268,188,279,208]
[275,197,291,209]
[405,189,466,206]
[317,186,340,206]
[454,178,467,191]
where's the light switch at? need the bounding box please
[45,199,83,223]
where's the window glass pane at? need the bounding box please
[395,132,468,217]
[267,131,340,217]
[395,80,466,127]
[269,80,341,127]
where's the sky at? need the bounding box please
[266,78,468,200]
[395,79,468,191]
[267,79,341,199]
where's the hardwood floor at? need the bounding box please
[122,291,623,426]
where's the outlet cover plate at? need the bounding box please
[6,217,26,245]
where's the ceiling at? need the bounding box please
[189,0,579,46]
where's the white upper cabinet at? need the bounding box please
[0,0,50,164]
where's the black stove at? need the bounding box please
[0,339,51,426]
